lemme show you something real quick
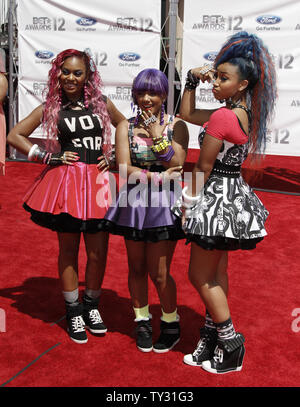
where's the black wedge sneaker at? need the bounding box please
[201,332,245,374]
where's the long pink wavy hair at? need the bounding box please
[42,49,112,156]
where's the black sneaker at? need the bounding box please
[66,303,88,344]
[136,319,153,352]
[183,327,217,366]
[153,320,180,353]
[202,333,245,374]
[82,295,107,334]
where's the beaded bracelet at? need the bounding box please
[151,139,170,153]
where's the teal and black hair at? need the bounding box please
[214,31,277,155]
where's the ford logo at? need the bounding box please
[118,52,141,62]
[76,17,97,26]
[256,15,282,25]
[203,52,218,62]
[35,50,54,59]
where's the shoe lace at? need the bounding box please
[193,337,207,356]
[71,315,85,332]
[89,309,103,324]
[213,346,224,364]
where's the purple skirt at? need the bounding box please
[103,181,185,242]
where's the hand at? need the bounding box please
[191,66,215,83]
[140,109,167,139]
[60,151,79,165]
[163,165,183,182]
[97,154,110,173]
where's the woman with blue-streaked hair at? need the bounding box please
[104,68,189,353]
[173,31,277,373]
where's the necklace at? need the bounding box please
[62,99,86,110]
[227,98,250,115]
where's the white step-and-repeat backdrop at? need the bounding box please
[17,0,161,142]
[182,0,300,156]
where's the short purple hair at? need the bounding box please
[132,68,168,104]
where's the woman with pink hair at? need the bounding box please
[7,49,125,344]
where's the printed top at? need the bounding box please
[129,115,174,169]
[57,108,104,164]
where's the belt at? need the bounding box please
[211,161,241,178]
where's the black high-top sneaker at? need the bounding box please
[153,320,180,353]
[201,332,245,374]
[82,294,107,334]
[183,327,217,366]
[136,319,153,352]
[66,303,88,344]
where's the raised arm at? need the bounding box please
[179,67,217,126]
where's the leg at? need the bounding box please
[216,251,228,297]
[188,244,245,373]
[57,232,81,291]
[146,240,177,314]
[81,231,109,334]
[147,240,180,353]
[188,243,229,323]
[125,239,152,352]
[83,231,109,291]
[125,239,148,309]
[57,232,87,344]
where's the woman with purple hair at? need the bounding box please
[173,31,277,373]
[104,68,189,353]
[7,49,125,344]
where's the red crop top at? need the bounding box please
[204,107,248,145]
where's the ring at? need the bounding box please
[63,153,66,162]
[144,115,156,126]
[199,64,214,75]
[103,154,109,166]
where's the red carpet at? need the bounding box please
[0,158,299,389]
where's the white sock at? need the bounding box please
[63,288,79,306]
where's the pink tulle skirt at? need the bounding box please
[23,162,112,233]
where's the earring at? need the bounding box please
[84,84,89,109]
[134,107,141,125]
[160,103,165,125]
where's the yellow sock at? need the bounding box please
[161,309,178,323]
[133,305,150,321]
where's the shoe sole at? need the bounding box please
[153,338,180,354]
[201,361,243,374]
[67,329,88,344]
[202,365,243,374]
[85,326,107,334]
[183,354,204,367]
[137,345,153,352]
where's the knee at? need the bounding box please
[129,265,148,278]
[59,247,78,263]
[188,267,215,290]
[87,249,104,264]
[149,268,167,287]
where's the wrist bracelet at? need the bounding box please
[28,144,47,163]
[185,69,200,90]
[153,145,175,162]
[182,185,201,204]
